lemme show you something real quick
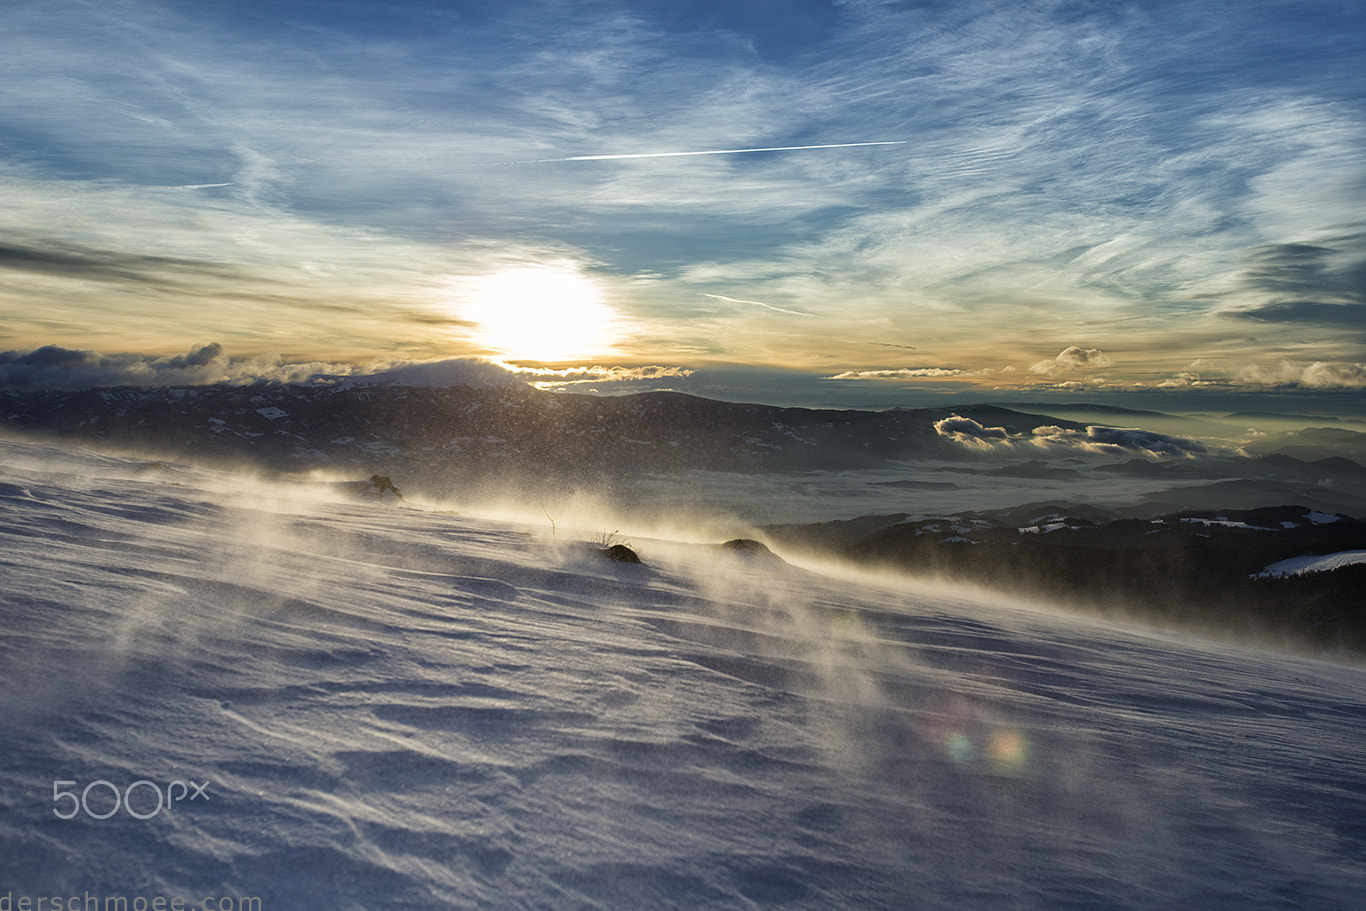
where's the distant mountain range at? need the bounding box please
[5,380,1362,653]
[2,381,1364,515]
[0,382,1074,475]
[763,505,1366,653]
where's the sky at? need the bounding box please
[1,0,1364,409]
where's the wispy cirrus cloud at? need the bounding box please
[701,293,809,316]
[498,141,906,165]
[0,0,1361,402]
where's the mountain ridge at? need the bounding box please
[0,382,1084,477]
[3,382,1364,514]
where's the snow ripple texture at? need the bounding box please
[1,438,1363,910]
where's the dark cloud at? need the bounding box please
[1229,234,1366,326]
[0,344,211,388]
[0,237,250,287]
[1228,300,1366,327]
[402,312,479,328]
[0,344,338,389]
[1243,237,1366,300]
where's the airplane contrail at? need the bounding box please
[497,140,906,165]
[703,293,809,316]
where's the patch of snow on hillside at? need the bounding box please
[1180,517,1254,529]
[1255,550,1366,578]
[1019,522,1068,534]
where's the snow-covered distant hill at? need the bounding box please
[4,383,1365,520]
[2,437,1364,909]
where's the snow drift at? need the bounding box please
[1,438,1363,909]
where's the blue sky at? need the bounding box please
[1,0,1363,406]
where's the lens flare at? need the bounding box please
[945,732,975,763]
[940,728,1031,774]
[987,730,1031,775]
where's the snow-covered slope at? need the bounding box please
[1,438,1363,909]
[1257,551,1366,578]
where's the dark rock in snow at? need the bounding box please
[718,539,784,563]
[602,543,642,564]
[337,474,404,501]
[368,474,403,499]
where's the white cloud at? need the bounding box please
[933,414,1208,458]
[516,364,695,384]
[1158,372,1206,388]
[1300,362,1366,389]
[1030,347,1112,375]
[1237,360,1366,389]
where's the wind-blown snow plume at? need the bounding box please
[3,436,1364,910]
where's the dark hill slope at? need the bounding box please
[0,384,1078,478]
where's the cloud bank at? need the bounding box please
[0,345,524,391]
[934,415,1208,458]
[1235,361,1366,389]
[0,345,707,393]
[827,368,967,380]
[0,344,338,389]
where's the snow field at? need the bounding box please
[1,438,1364,909]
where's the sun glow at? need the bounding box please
[461,262,618,362]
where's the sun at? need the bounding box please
[462,262,618,362]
